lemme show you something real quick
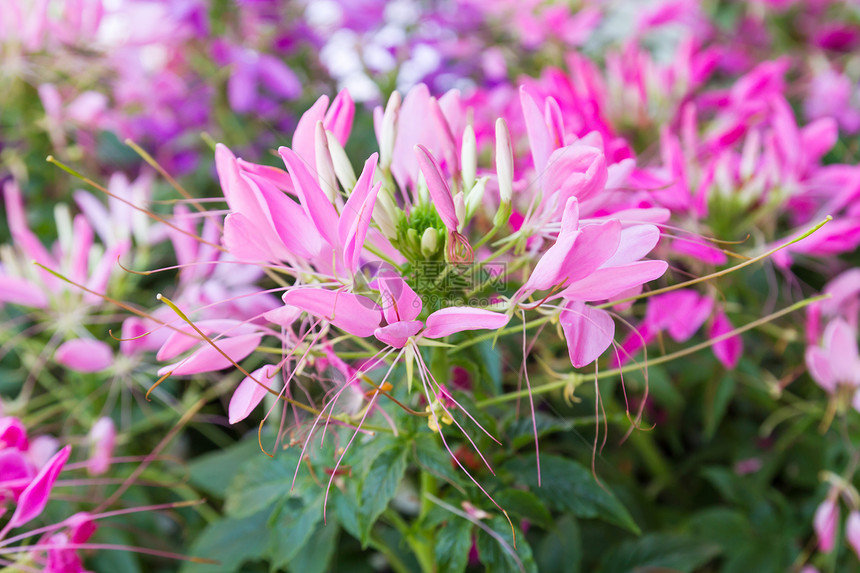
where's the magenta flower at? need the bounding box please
[814,497,840,553]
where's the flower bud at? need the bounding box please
[326,129,357,191]
[454,191,466,233]
[493,199,512,229]
[315,121,338,201]
[87,417,116,476]
[465,176,488,218]
[814,497,839,553]
[495,118,513,204]
[847,511,860,560]
[380,91,401,170]
[421,227,439,257]
[461,124,477,192]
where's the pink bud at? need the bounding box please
[847,511,860,560]
[813,498,839,553]
[87,418,116,476]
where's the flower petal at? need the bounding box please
[55,339,113,373]
[9,445,71,529]
[282,288,382,338]
[374,321,424,348]
[229,365,279,424]
[423,307,509,339]
[560,301,615,368]
[157,333,263,377]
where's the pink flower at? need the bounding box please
[87,418,116,476]
[805,319,860,395]
[813,497,839,553]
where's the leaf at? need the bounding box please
[599,534,721,573]
[332,480,362,542]
[494,489,553,529]
[475,516,537,573]
[287,522,339,573]
[269,494,325,571]
[188,432,276,498]
[506,412,574,450]
[502,455,640,534]
[536,515,581,573]
[435,517,473,573]
[686,508,751,551]
[413,434,463,485]
[358,447,408,545]
[224,452,300,518]
[703,373,736,440]
[180,511,271,573]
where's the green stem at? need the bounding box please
[478,294,828,407]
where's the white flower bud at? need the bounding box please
[380,91,401,170]
[495,117,513,204]
[461,124,477,192]
[315,121,338,202]
[326,129,357,191]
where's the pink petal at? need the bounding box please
[55,339,113,373]
[157,333,263,377]
[562,260,668,301]
[666,293,714,342]
[415,144,458,231]
[545,144,608,207]
[87,417,115,476]
[710,310,742,369]
[374,321,424,348]
[560,301,615,368]
[423,307,509,339]
[215,145,293,261]
[339,154,381,273]
[824,319,860,385]
[0,276,48,308]
[806,346,836,393]
[603,224,661,267]
[156,319,256,361]
[324,90,355,146]
[69,215,93,285]
[292,94,329,166]
[520,86,552,174]
[847,511,860,561]
[222,212,279,262]
[263,305,301,328]
[814,498,839,553]
[279,146,340,248]
[379,275,422,323]
[282,288,382,338]
[9,445,71,529]
[0,417,29,450]
[229,365,279,424]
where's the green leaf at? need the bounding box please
[494,489,553,529]
[599,534,721,573]
[413,434,463,485]
[502,455,640,534]
[703,373,736,440]
[475,516,537,573]
[358,447,408,545]
[269,494,325,571]
[188,435,274,498]
[435,517,473,573]
[224,452,300,518]
[180,511,271,573]
[536,515,581,573]
[332,480,362,542]
[506,412,574,451]
[287,522,339,573]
